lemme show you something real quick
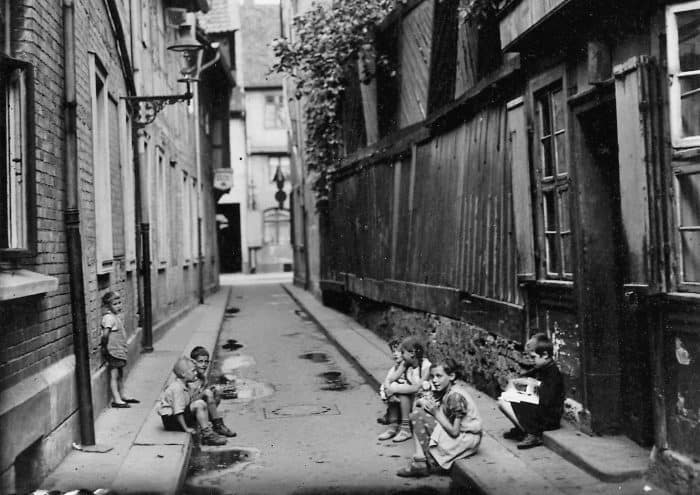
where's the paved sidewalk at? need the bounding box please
[41,288,231,495]
[283,283,668,495]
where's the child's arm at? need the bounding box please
[388,368,423,394]
[425,402,463,438]
[174,413,196,434]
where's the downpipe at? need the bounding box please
[63,0,95,445]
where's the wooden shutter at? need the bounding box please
[613,56,663,290]
[507,96,535,280]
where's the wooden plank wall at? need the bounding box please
[328,102,522,309]
[397,0,434,128]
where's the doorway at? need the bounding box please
[573,95,653,445]
[217,203,242,273]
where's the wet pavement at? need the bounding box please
[183,283,455,495]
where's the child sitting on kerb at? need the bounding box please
[157,357,228,446]
[497,333,565,449]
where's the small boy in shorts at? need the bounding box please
[101,291,139,408]
[497,333,565,449]
[377,338,408,440]
[157,356,227,446]
[189,346,236,437]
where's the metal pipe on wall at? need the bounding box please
[63,0,95,446]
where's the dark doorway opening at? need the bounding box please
[574,95,653,445]
[217,203,242,273]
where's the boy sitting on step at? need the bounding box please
[157,356,227,446]
[189,346,236,438]
[497,333,565,449]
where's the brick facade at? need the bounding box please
[0,0,227,490]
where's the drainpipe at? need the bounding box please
[63,0,95,446]
[4,1,10,56]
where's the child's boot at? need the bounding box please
[212,417,237,437]
[200,425,227,446]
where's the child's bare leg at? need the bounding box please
[498,398,524,430]
[190,400,211,429]
[398,394,412,422]
[204,389,221,419]
[412,433,425,460]
[110,368,124,403]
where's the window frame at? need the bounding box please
[90,53,114,274]
[530,71,573,281]
[263,93,285,130]
[672,160,700,291]
[0,56,36,258]
[155,147,168,266]
[666,1,700,148]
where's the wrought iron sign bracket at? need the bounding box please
[122,79,193,128]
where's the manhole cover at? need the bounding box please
[263,404,340,419]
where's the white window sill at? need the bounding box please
[0,269,58,301]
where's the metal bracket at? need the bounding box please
[121,79,193,128]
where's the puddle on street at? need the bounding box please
[185,447,259,494]
[319,371,349,391]
[222,338,244,351]
[225,307,240,315]
[229,377,275,401]
[299,352,329,363]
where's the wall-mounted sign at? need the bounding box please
[213,168,234,191]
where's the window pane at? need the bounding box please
[678,172,700,227]
[546,234,560,274]
[561,233,573,276]
[552,87,564,132]
[677,9,700,72]
[681,231,700,283]
[555,132,567,174]
[680,75,700,137]
[559,188,571,232]
[541,137,554,177]
[539,97,551,136]
[543,190,557,231]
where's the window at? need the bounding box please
[263,208,290,245]
[120,104,136,268]
[156,149,167,264]
[534,83,572,279]
[263,94,285,129]
[1,58,34,254]
[190,178,197,263]
[667,1,700,147]
[675,166,700,286]
[90,54,113,272]
[182,171,191,262]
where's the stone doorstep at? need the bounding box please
[543,428,650,482]
[281,283,653,493]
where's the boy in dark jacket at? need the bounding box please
[497,334,565,449]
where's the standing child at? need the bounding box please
[189,346,236,437]
[382,336,431,443]
[100,291,138,408]
[397,358,482,477]
[157,356,227,446]
[497,333,565,449]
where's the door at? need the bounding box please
[573,95,653,444]
[217,203,242,273]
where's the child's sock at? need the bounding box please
[399,420,410,431]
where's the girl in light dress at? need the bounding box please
[397,357,482,477]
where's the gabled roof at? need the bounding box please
[198,0,240,34]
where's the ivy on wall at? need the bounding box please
[272,0,393,200]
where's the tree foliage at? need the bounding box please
[457,0,500,27]
[272,0,393,200]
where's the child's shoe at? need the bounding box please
[212,418,237,437]
[392,428,413,442]
[516,433,543,449]
[502,426,526,441]
[377,426,399,440]
[200,426,227,446]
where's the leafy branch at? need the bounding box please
[272,0,393,200]
[457,0,500,27]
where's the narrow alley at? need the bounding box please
[183,278,452,495]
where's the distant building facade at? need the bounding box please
[0,0,232,491]
[220,0,292,274]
